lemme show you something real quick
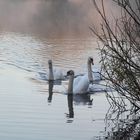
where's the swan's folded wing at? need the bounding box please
[73,75,89,94]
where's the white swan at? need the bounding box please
[48,59,64,81]
[67,57,94,94]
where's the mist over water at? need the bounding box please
[0,0,120,38]
[0,1,133,140]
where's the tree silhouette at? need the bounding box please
[91,0,140,108]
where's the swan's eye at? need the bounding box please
[89,57,93,62]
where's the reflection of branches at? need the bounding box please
[105,97,140,140]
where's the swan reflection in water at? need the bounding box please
[66,93,74,118]
[47,59,64,102]
[66,93,93,123]
[48,80,54,102]
[47,79,74,122]
[73,94,93,106]
[47,79,93,124]
[47,79,65,103]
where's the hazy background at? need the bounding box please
[0,0,119,38]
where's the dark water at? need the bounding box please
[0,32,109,140]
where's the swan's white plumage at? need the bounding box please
[67,57,94,94]
[52,67,64,80]
[73,74,89,94]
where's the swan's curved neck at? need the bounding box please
[49,63,54,80]
[87,61,93,83]
[68,74,74,94]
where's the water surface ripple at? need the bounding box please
[0,32,108,140]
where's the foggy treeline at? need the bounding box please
[0,0,119,38]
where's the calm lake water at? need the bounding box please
[0,32,109,140]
